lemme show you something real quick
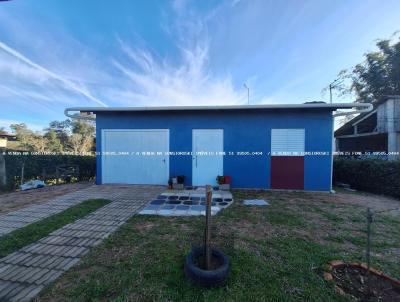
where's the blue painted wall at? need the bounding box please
[95,109,333,191]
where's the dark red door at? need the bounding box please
[271,156,304,189]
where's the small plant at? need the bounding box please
[216,175,225,185]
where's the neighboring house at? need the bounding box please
[0,135,8,149]
[335,96,400,160]
[0,133,17,149]
[0,134,15,186]
[65,103,370,192]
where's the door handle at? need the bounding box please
[162,159,166,163]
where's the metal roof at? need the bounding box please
[65,103,372,114]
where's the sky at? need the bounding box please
[0,0,400,132]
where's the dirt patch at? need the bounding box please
[133,221,160,231]
[0,182,94,214]
[332,191,400,214]
[331,264,400,301]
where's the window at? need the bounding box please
[271,129,305,156]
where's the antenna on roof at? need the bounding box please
[244,83,250,105]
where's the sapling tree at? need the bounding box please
[364,206,399,299]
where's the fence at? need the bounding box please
[0,154,96,191]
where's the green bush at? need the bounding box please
[1,154,96,191]
[333,158,400,198]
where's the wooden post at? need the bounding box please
[0,152,6,186]
[204,185,212,270]
[21,161,25,186]
[56,166,59,185]
[366,207,372,298]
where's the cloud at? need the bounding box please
[112,39,246,106]
[0,41,107,107]
[109,1,248,106]
[0,59,50,83]
[171,0,188,15]
[0,85,54,102]
[0,0,252,125]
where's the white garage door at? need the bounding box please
[101,129,169,184]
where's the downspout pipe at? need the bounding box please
[64,109,95,121]
[333,103,373,117]
[330,102,373,193]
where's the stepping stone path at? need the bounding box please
[139,188,234,216]
[0,185,163,302]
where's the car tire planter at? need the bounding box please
[184,247,230,287]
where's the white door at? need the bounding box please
[102,129,169,184]
[192,129,223,186]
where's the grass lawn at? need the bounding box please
[0,199,110,258]
[37,190,400,302]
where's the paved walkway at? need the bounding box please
[0,182,93,215]
[0,185,109,236]
[0,185,163,302]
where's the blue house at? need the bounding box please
[65,103,371,192]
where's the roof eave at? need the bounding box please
[66,103,371,113]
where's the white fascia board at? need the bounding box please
[65,103,372,116]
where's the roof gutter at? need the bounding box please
[64,102,373,119]
[64,108,96,121]
[332,103,373,117]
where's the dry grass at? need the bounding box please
[36,189,400,302]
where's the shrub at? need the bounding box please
[333,158,400,198]
[0,154,96,191]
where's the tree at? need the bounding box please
[333,35,400,102]
[10,123,36,151]
[32,135,48,153]
[0,127,7,135]
[45,120,71,146]
[69,133,83,154]
[44,130,63,152]
[72,120,95,137]
[9,119,95,153]
[68,120,95,154]
[10,123,54,152]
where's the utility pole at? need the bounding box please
[244,83,249,105]
[328,79,342,104]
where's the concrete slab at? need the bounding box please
[138,189,234,217]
